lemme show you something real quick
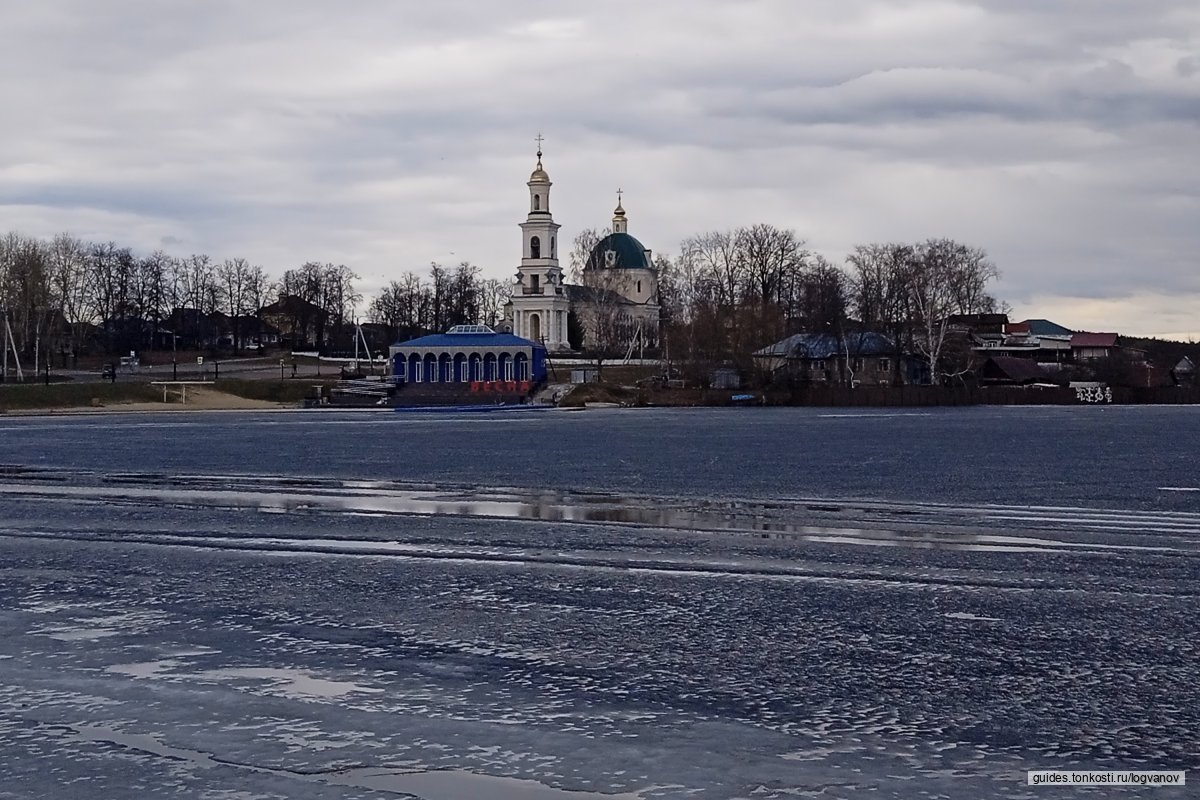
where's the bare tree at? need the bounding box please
[137,251,175,350]
[681,230,742,308]
[847,243,916,385]
[243,263,273,349]
[46,234,90,362]
[577,266,637,379]
[798,256,854,384]
[369,274,426,336]
[478,277,510,329]
[737,223,808,306]
[276,262,358,347]
[218,258,251,351]
[909,238,998,383]
[568,227,610,282]
[324,263,361,331]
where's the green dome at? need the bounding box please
[585,232,653,271]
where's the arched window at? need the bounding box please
[533,194,540,211]
[551,236,556,257]
[637,280,642,294]
[530,236,541,259]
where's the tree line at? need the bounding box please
[569,224,1004,384]
[3,222,1003,382]
[366,263,510,339]
[0,230,510,366]
[1,232,276,363]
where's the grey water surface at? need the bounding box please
[0,406,1196,799]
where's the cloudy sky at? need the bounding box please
[2,1,1197,336]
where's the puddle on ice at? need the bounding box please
[105,661,383,700]
[326,767,645,800]
[65,724,644,800]
[106,659,185,678]
[942,612,1002,623]
[199,667,384,699]
[9,472,1200,555]
[33,627,121,641]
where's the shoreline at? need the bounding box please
[1,404,300,417]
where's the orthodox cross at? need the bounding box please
[535,132,544,156]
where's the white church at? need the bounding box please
[507,145,661,353]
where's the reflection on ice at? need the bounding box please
[199,667,384,699]
[106,659,187,678]
[34,627,121,641]
[6,472,1200,556]
[63,724,646,800]
[942,612,1002,623]
[325,767,646,800]
[106,658,383,700]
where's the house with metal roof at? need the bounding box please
[1007,318,1075,337]
[978,356,1058,386]
[1172,356,1196,386]
[1070,332,1119,361]
[753,332,926,385]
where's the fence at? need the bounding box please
[641,385,1200,408]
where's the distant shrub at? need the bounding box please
[0,382,161,411]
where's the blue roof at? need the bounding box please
[1021,319,1074,336]
[393,330,545,350]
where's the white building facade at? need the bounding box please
[509,147,571,351]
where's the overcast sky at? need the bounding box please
[2,1,1197,336]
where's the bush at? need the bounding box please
[214,379,337,403]
[0,382,162,411]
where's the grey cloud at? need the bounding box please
[0,0,1197,335]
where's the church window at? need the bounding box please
[637,280,642,294]
[551,236,555,257]
[533,195,540,211]
[531,274,540,292]
[530,236,541,259]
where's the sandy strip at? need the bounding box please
[2,387,293,416]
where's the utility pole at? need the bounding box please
[2,310,25,383]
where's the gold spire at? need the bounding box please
[612,188,629,233]
[529,134,550,183]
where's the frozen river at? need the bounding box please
[0,406,1196,798]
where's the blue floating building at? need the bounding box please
[389,324,547,386]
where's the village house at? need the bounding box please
[1070,332,1119,361]
[753,332,927,386]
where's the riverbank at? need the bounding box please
[561,382,1200,407]
[0,379,335,414]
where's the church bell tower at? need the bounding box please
[510,137,571,350]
